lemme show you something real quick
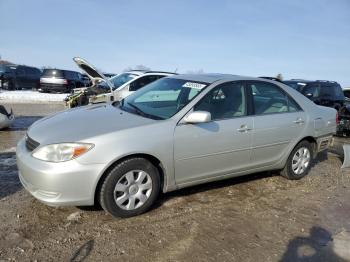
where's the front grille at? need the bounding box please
[25,135,40,152]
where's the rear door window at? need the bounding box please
[249,81,301,115]
[16,67,26,76]
[320,85,335,98]
[129,75,165,92]
[129,75,165,91]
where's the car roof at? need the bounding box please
[170,73,259,84]
[43,68,80,74]
[284,79,339,85]
[125,70,176,76]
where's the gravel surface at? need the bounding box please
[1,103,350,261]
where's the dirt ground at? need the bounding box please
[1,103,350,262]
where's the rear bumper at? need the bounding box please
[316,134,334,152]
[16,138,105,206]
[40,83,68,93]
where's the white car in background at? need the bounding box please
[0,105,14,130]
[73,57,176,105]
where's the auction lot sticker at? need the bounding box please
[183,82,207,90]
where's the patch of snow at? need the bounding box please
[0,90,68,103]
[67,211,82,222]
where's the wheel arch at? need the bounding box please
[299,136,317,156]
[93,153,166,206]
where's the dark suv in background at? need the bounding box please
[283,80,345,110]
[0,64,41,90]
[39,69,85,93]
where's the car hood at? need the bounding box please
[27,104,155,145]
[73,57,114,91]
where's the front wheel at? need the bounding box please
[99,158,160,218]
[281,141,313,180]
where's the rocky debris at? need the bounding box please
[67,211,82,222]
[0,232,34,251]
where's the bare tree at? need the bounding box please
[0,60,13,65]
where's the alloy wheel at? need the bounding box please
[113,170,153,210]
[291,147,311,175]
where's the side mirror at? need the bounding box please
[183,111,211,124]
[305,93,313,98]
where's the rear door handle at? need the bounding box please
[293,118,305,125]
[237,125,252,133]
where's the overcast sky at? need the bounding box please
[0,0,349,86]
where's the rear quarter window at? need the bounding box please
[250,81,301,115]
[320,85,335,98]
[334,85,345,99]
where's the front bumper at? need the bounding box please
[16,138,105,206]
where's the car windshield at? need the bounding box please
[119,78,207,120]
[110,73,138,90]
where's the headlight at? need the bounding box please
[32,143,94,162]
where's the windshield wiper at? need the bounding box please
[126,102,163,120]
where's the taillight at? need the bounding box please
[336,112,340,125]
[63,79,68,85]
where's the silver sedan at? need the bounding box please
[16,74,337,217]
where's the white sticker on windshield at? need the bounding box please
[182,82,206,90]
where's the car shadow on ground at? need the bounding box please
[77,151,334,214]
[280,226,346,262]
[155,170,276,209]
[0,152,21,200]
[154,152,333,211]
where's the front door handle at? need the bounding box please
[237,125,252,133]
[293,118,305,125]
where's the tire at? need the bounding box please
[99,158,160,218]
[9,79,16,90]
[281,141,313,180]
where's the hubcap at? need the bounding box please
[114,170,152,210]
[292,147,311,175]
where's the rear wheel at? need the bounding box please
[281,141,313,180]
[99,158,160,218]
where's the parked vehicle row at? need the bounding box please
[66,57,176,107]
[39,69,86,93]
[279,79,350,136]
[0,64,106,93]
[0,64,41,90]
[17,74,337,218]
[283,79,345,110]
